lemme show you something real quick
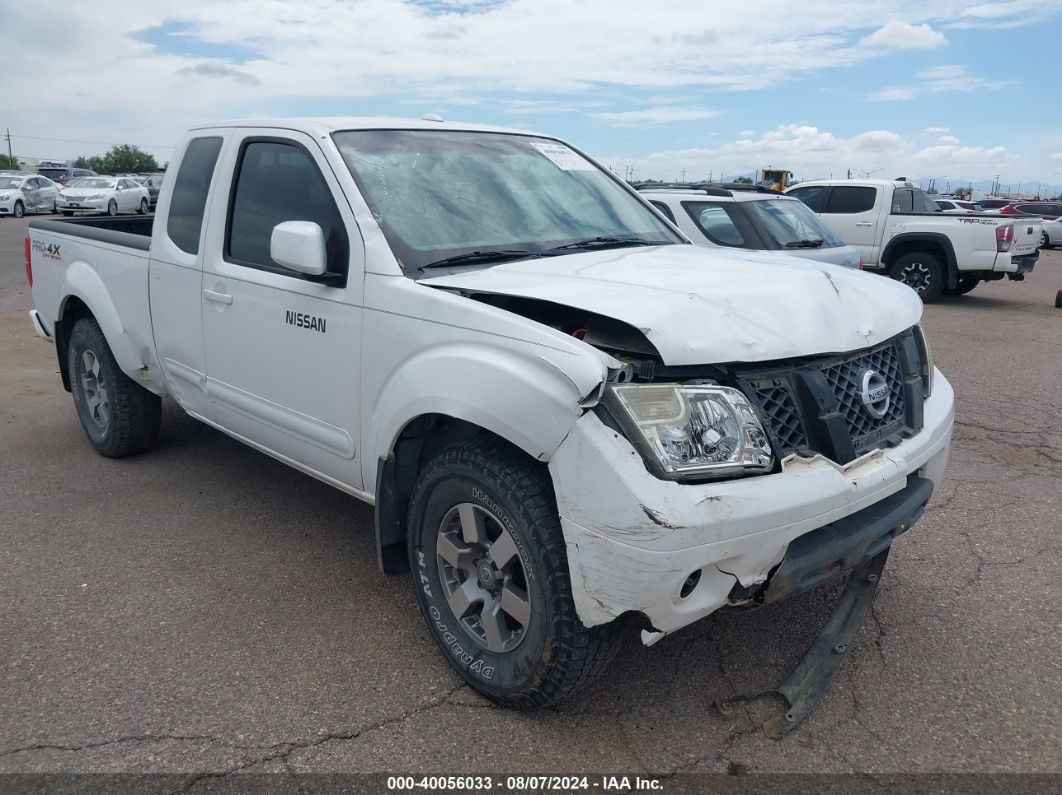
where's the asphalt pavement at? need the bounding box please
[0,214,1058,782]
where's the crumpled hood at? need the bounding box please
[420,245,923,365]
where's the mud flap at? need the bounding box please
[717,546,889,738]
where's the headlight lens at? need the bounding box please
[913,324,934,398]
[87,194,104,200]
[0,194,9,201]
[606,384,774,480]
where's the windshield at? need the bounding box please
[68,177,114,189]
[332,130,681,273]
[745,198,844,248]
[37,168,68,179]
[0,177,24,189]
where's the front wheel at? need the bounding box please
[889,252,945,302]
[13,200,24,219]
[1041,232,1051,249]
[68,317,161,457]
[106,199,118,216]
[407,436,622,708]
[137,198,149,214]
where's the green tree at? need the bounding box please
[74,144,159,174]
[734,176,753,184]
[0,153,20,170]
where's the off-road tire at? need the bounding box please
[407,436,623,708]
[13,200,25,219]
[890,252,945,302]
[944,276,980,296]
[68,317,161,457]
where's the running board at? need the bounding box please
[717,546,889,738]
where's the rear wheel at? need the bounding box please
[944,276,980,296]
[68,317,161,457]
[889,252,945,302]
[61,211,73,216]
[407,436,623,708]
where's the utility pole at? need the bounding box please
[4,129,12,164]
[680,168,686,183]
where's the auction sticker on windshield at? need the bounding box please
[529,142,596,171]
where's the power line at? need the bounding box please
[10,133,175,150]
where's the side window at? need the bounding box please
[825,186,876,214]
[167,136,223,255]
[936,200,953,210]
[682,202,748,247]
[226,140,349,283]
[891,189,914,213]
[649,200,676,224]
[787,186,829,212]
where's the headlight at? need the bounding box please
[913,324,934,398]
[605,383,774,480]
[0,194,9,201]
[87,194,104,200]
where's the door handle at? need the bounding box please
[203,288,233,305]
[855,222,873,227]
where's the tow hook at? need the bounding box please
[715,547,890,738]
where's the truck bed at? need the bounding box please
[29,215,153,251]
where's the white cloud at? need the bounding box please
[591,107,723,127]
[869,64,1012,101]
[738,130,756,137]
[599,124,1015,183]
[937,134,960,145]
[925,126,950,133]
[859,21,947,49]
[1049,153,1062,160]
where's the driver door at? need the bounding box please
[200,131,366,490]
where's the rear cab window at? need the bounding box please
[166,136,224,256]
[225,139,349,286]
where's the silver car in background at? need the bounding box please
[57,176,151,216]
[641,187,862,268]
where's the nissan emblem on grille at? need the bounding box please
[860,370,890,420]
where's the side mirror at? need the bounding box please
[270,221,327,276]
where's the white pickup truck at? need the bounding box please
[787,179,1041,301]
[25,118,954,710]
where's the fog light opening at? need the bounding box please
[680,569,702,599]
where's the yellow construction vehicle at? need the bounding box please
[759,168,792,191]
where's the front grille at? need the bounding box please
[751,381,808,456]
[738,331,923,465]
[820,342,906,454]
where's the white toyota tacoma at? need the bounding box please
[24,118,954,711]
[787,179,1041,301]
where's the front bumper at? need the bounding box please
[548,371,953,642]
[57,198,104,212]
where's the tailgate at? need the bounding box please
[1008,218,1041,257]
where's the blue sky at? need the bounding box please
[7,1,1062,193]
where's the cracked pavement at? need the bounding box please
[1,216,1059,780]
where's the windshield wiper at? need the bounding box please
[784,239,825,248]
[543,236,669,255]
[421,249,534,270]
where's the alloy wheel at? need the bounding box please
[436,502,532,653]
[79,349,111,430]
[899,261,932,293]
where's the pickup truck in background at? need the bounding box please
[786,179,1041,300]
[25,118,954,709]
